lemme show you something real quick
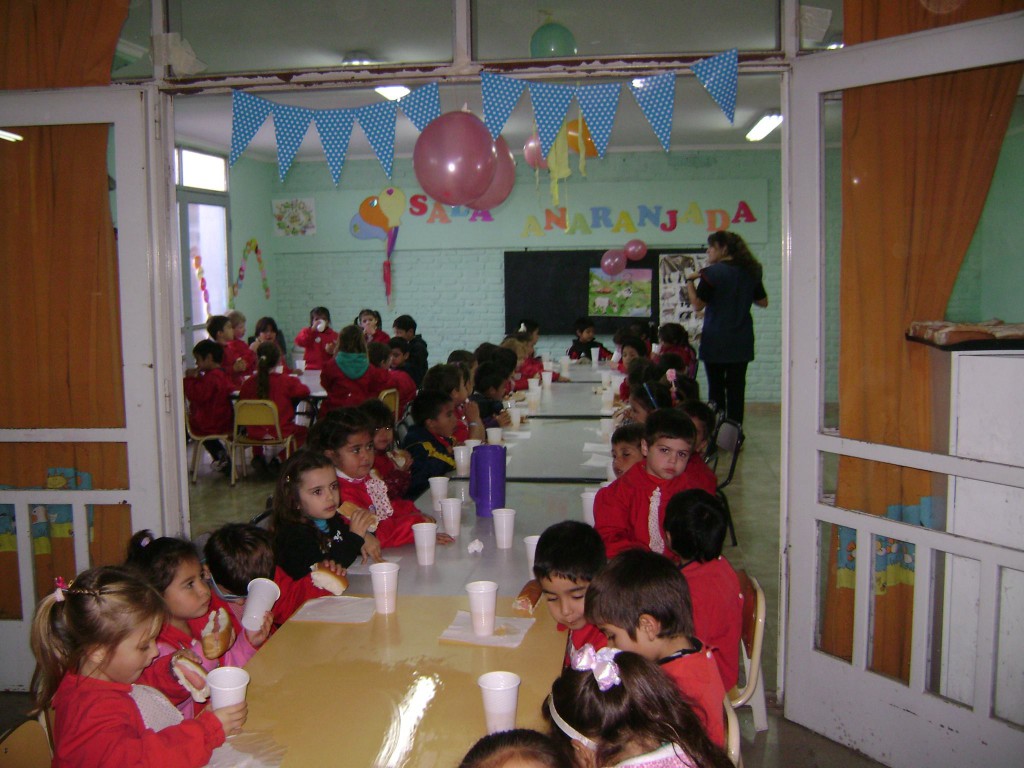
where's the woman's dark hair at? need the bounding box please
[547,651,732,768]
[308,407,373,453]
[125,529,200,594]
[337,325,367,354]
[459,728,571,768]
[204,523,276,596]
[708,230,763,281]
[270,449,337,533]
[254,341,281,399]
[664,489,728,563]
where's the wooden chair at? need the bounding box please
[729,570,768,733]
[378,388,400,425]
[723,693,742,766]
[712,418,743,546]
[184,400,230,483]
[0,719,51,767]
[230,399,295,486]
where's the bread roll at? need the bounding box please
[171,655,210,703]
[513,579,542,614]
[310,565,348,595]
[200,607,235,659]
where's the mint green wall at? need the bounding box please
[228,156,280,329]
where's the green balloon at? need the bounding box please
[530,22,577,58]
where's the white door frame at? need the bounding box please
[785,12,1024,767]
[0,85,186,689]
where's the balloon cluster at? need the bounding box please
[523,117,597,171]
[230,238,270,307]
[350,187,406,244]
[412,112,516,211]
[191,246,211,316]
[601,239,648,276]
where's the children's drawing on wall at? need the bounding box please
[273,197,316,236]
[588,268,652,317]
[659,252,708,344]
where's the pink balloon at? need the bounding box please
[601,249,626,276]
[468,137,516,211]
[523,132,548,170]
[413,112,497,206]
[624,239,648,261]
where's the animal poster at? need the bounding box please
[588,269,652,317]
[659,252,708,343]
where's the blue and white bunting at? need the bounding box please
[692,48,738,124]
[357,101,398,178]
[527,82,576,159]
[576,82,621,158]
[481,72,526,140]
[628,73,676,152]
[399,82,441,132]
[271,103,313,181]
[230,91,272,166]
[314,109,355,186]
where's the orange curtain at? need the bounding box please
[0,0,131,615]
[822,1,1024,680]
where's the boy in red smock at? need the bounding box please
[183,339,234,469]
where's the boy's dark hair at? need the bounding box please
[308,407,373,452]
[618,334,647,358]
[337,325,366,354]
[473,342,499,365]
[411,390,452,426]
[358,397,395,430]
[680,400,717,437]
[204,524,275,596]
[573,317,595,336]
[664,490,727,563]
[473,362,507,396]
[388,337,409,354]
[367,341,391,367]
[533,521,606,583]
[206,315,230,339]
[491,347,518,378]
[611,422,645,447]
[585,549,694,640]
[422,363,461,396]
[309,306,331,323]
[644,407,696,445]
[459,728,571,768]
[193,339,223,363]
[125,529,200,594]
[629,380,673,412]
[447,349,475,366]
[658,322,689,346]
[392,314,417,333]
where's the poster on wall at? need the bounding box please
[272,198,317,237]
[588,268,652,317]
[659,252,708,343]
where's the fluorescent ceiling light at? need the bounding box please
[342,50,375,66]
[0,129,23,142]
[745,113,783,142]
[375,85,410,101]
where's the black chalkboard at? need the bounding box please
[504,248,690,335]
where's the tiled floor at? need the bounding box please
[2,405,884,766]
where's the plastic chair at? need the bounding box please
[729,570,768,733]
[713,418,743,546]
[378,388,400,425]
[723,693,742,766]
[0,718,52,766]
[184,400,230,483]
[230,399,295,486]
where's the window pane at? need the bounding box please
[816,519,855,662]
[928,550,979,708]
[867,534,915,684]
[799,1,844,51]
[994,566,1024,726]
[186,203,229,320]
[181,149,227,192]
[113,2,153,80]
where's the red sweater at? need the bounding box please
[336,471,429,548]
[660,645,727,747]
[51,671,224,767]
[183,368,233,436]
[594,460,717,558]
[682,557,743,690]
[222,339,256,386]
[385,367,417,415]
[294,326,339,370]
[320,359,390,415]
[237,372,310,441]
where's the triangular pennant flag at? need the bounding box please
[271,103,314,181]
[481,72,526,140]
[576,82,621,158]
[357,101,398,178]
[691,48,738,124]
[627,73,676,152]
[314,109,355,186]
[230,91,273,165]
[527,82,576,159]
[398,82,441,132]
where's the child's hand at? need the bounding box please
[347,507,377,538]
[496,411,512,427]
[233,358,247,372]
[243,611,273,648]
[324,340,338,356]
[436,532,455,545]
[185,367,199,378]
[420,513,437,524]
[316,559,346,577]
[391,448,412,469]
[464,400,481,422]
[361,533,384,564]
[212,701,248,736]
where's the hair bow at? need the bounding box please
[571,644,621,691]
[140,535,152,548]
[53,576,69,603]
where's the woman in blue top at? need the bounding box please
[685,230,768,426]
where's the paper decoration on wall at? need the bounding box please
[272,104,314,181]
[273,198,316,236]
[314,109,356,186]
[230,91,273,165]
[229,239,270,308]
[481,72,527,140]
[589,268,652,318]
[357,101,398,178]
[399,82,442,131]
[349,188,406,304]
[692,48,739,124]
[576,83,621,158]
[628,74,676,152]
[527,82,577,159]
[190,246,211,316]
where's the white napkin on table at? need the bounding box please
[439,611,535,648]
[288,596,376,624]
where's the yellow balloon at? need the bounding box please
[378,186,406,228]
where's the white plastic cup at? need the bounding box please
[601,371,612,388]
[293,358,306,372]
[560,360,571,378]
[466,580,499,636]
[412,522,437,566]
[526,390,541,414]
[207,666,250,709]
[524,534,540,576]
[454,446,471,476]
[478,671,521,734]
[492,508,516,549]
[651,343,661,355]
[601,388,615,408]
[464,439,483,451]
[527,378,541,393]
[428,476,450,513]
[486,427,503,445]
[508,408,522,429]
[241,578,280,631]
[440,498,462,538]
[369,562,400,614]
[541,371,553,387]
[581,491,597,526]
[541,352,550,364]
[542,360,554,372]
[591,353,601,368]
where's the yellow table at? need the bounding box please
[244,594,564,767]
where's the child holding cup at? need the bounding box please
[401,390,459,501]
